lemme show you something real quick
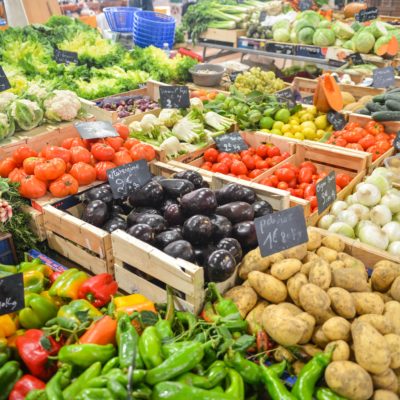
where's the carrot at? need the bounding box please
[79,315,117,345]
[207,92,217,100]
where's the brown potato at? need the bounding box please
[385,302,400,335]
[322,236,345,252]
[372,266,400,293]
[327,287,356,319]
[330,260,345,271]
[287,272,308,306]
[358,314,393,335]
[248,271,287,303]
[322,317,351,341]
[317,246,338,263]
[303,344,323,357]
[302,251,320,264]
[309,258,331,289]
[390,277,400,302]
[376,292,394,303]
[337,252,367,275]
[352,320,391,375]
[238,248,271,280]
[312,326,330,348]
[307,228,322,251]
[373,260,400,272]
[297,312,316,344]
[325,340,350,361]
[384,334,400,369]
[246,301,268,335]
[372,369,399,392]
[332,269,369,292]
[299,284,331,316]
[276,302,303,316]
[352,292,385,315]
[281,243,307,260]
[270,259,302,281]
[224,285,258,318]
[372,389,399,400]
[314,308,337,325]
[325,361,373,400]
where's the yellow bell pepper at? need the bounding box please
[114,294,149,310]
[0,315,17,338]
[7,329,25,347]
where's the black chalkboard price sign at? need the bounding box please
[373,67,395,88]
[393,131,400,152]
[316,171,337,214]
[159,86,190,109]
[327,111,346,131]
[346,52,364,66]
[54,48,79,65]
[276,88,297,108]
[301,95,314,105]
[214,132,249,153]
[0,66,10,92]
[255,206,308,257]
[266,43,294,55]
[107,159,152,199]
[259,11,267,23]
[0,273,24,316]
[355,7,378,22]
[229,71,242,82]
[75,121,119,140]
[328,59,347,68]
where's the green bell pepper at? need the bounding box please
[76,388,113,400]
[19,293,58,329]
[0,361,22,400]
[56,299,102,327]
[19,258,51,277]
[0,342,11,368]
[58,343,116,368]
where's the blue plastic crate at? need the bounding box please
[0,233,17,265]
[104,7,139,32]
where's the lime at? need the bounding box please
[259,116,274,130]
[274,109,291,124]
[272,121,284,131]
[271,129,283,136]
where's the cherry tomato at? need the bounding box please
[204,148,219,163]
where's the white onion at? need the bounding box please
[355,220,377,237]
[337,209,359,228]
[346,194,358,205]
[358,224,389,250]
[365,174,391,195]
[348,204,370,220]
[318,214,336,230]
[331,201,348,216]
[380,191,400,214]
[382,221,400,242]
[356,183,381,207]
[328,222,355,238]
[388,241,400,256]
[370,204,392,226]
[371,167,394,182]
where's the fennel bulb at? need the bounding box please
[331,201,348,216]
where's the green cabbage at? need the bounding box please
[298,27,315,45]
[369,21,388,39]
[313,28,336,46]
[299,11,321,28]
[290,30,298,44]
[355,31,375,53]
[0,113,15,140]
[343,39,355,50]
[272,19,291,33]
[293,19,315,33]
[335,38,344,47]
[273,28,290,42]
[333,21,354,40]
[318,20,331,29]
[10,99,43,131]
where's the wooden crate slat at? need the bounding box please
[24,206,47,242]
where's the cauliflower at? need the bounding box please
[44,90,81,122]
[158,109,181,128]
[0,112,15,140]
[0,92,17,113]
[10,99,43,131]
[25,83,49,102]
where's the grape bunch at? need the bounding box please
[234,67,286,95]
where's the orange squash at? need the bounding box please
[387,36,399,57]
[344,2,367,18]
[313,74,343,113]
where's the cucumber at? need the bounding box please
[366,102,385,113]
[372,111,400,121]
[384,93,400,102]
[387,88,400,94]
[372,94,386,103]
[385,100,400,111]
[357,108,371,115]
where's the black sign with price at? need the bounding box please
[107,159,152,199]
[316,171,337,214]
[373,67,395,88]
[75,121,119,140]
[346,52,364,66]
[255,206,309,257]
[355,7,378,22]
[0,66,10,92]
[159,86,190,109]
[0,274,24,316]
[327,111,346,131]
[54,48,79,65]
[301,95,314,105]
[276,88,297,108]
[266,42,294,55]
[214,132,249,153]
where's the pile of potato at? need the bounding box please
[224,227,400,400]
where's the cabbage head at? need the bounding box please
[0,113,15,140]
[0,92,17,113]
[272,19,291,33]
[298,27,315,45]
[293,19,315,33]
[10,99,43,131]
[313,28,336,46]
[273,28,290,43]
[355,31,375,53]
[318,20,331,29]
[299,11,321,28]
[333,21,354,40]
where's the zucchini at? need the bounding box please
[387,88,400,94]
[372,94,386,103]
[366,102,385,113]
[385,100,400,111]
[372,111,400,122]
[357,108,371,115]
[384,93,400,102]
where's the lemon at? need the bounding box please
[284,132,295,138]
[303,128,317,140]
[289,119,300,126]
[281,124,292,133]
[301,121,316,131]
[316,129,325,138]
[271,129,282,135]
[315,115,328,130]
[307,105,318,114]
[300,113,314,122]
[274,109,291,124]
[294,132,305,140]
[273,121,284,131]
[297,110,306,117]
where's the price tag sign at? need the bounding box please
[373,67,395,88]
[346,52,364,66]
[266,42,294,55]
[301,95,314,105]
[328,59,347,68]
[259,11,267,22]
[214,132,248,153]
[327,111,346,131]
[296,45,325,59]
[255,206,309,257]
[276,88,297,108]
[394,131,400,152]
[0,66,10,92]
[229,70,242,82]
[107,159,152,199]
[159,86,190,109]
[355,7,378,22]
[299,0,313,11]
[0,274,24,316]
[316,171,337,214]
[75,121,119,140]
[54,48,79,65]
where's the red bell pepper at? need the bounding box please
[9,374,46,400]
[15,329,61,381]
[49,270,62,284]
[77,273,118,308]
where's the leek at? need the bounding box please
[208,21,237,29]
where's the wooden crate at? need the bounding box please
[200,28,246,47]
[112,161,290,312]
[252,142,369,226]
[23,206,47,242]
[310,227,400,267]
[43,201,114,275]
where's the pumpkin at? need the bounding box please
[344,2,367,18]
[314,74,343,113]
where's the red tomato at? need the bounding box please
[248,169,263,179]
[292,188,304,198]
[123,138,140,150]
[342,129,364,143]
[260,177,274,187]
[346,143,364,151]
[375,133,390,142]
[256,145,269,158]
[288,177,297,189]
[62,137,88,149]
[358,134,376,150]
[91,143,116,161]
[306,195,318,209]
[376,140,391,152]
[242,155,256,170]
[238,174,250,180]
[230,160,248,176]
[23,157,45,175]
[130,144,156,162]
[19,175,47,199]
[212,162,229,174]
[270,156,284,166]
[299,161,317,174]
[42,146,71,164]
[8,168,27,184]
[275,167,295,182]
[332,137,347,147]
[298,167,313,184]
[277,181,289,190]
[255,159,270,170]
[49,174,79,198]
[220,157,233,169]
[336,173,351,188]
[270,175,279,187]
[113,151,133,166]
[344,122,360,131]
[217,152,231,162]
[95,161,116,181]
[267,146,281,158]
[299,182,309,190]
[204,148,219,163]
[281,151,290,159]
[304,184,316,198]
[105,137,124,152]
[69,162,97,186]
[13,146,38,166]
[70,146,92,164]
[0,158,17,177]
[113,123,129,140]
[34,158,66,181]
[201,164,212,171]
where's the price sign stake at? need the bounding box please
[54,48,79,65]
[214,132,248,153]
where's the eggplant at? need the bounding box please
[174,170,204,188]
[168,226,183,234]
[216,202,254,224]
[127,207,159,227]
[160,198,178,214]
[182,215,213,245]
[180,188,217,216]
[152,175,167,183]
[103,217,127,233]
[134,207,160,215]
[252,200,273,218]
[126,224,154,243]
[215,183,256,205]
[217,237,242,264]
[135,214,166,234]
[210,214,232,241]
[164,204,184,226]
[82,200,109,227]
[128,181,164,208]
[163,240,194,262]
[127,210,140,227]
[193,244,216,266]
[155,230,183,249]
[85,186,113,204]
[110,204,125,217]
[160,179,194,199]
[205,250,236,283]
[232,221,258,250]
